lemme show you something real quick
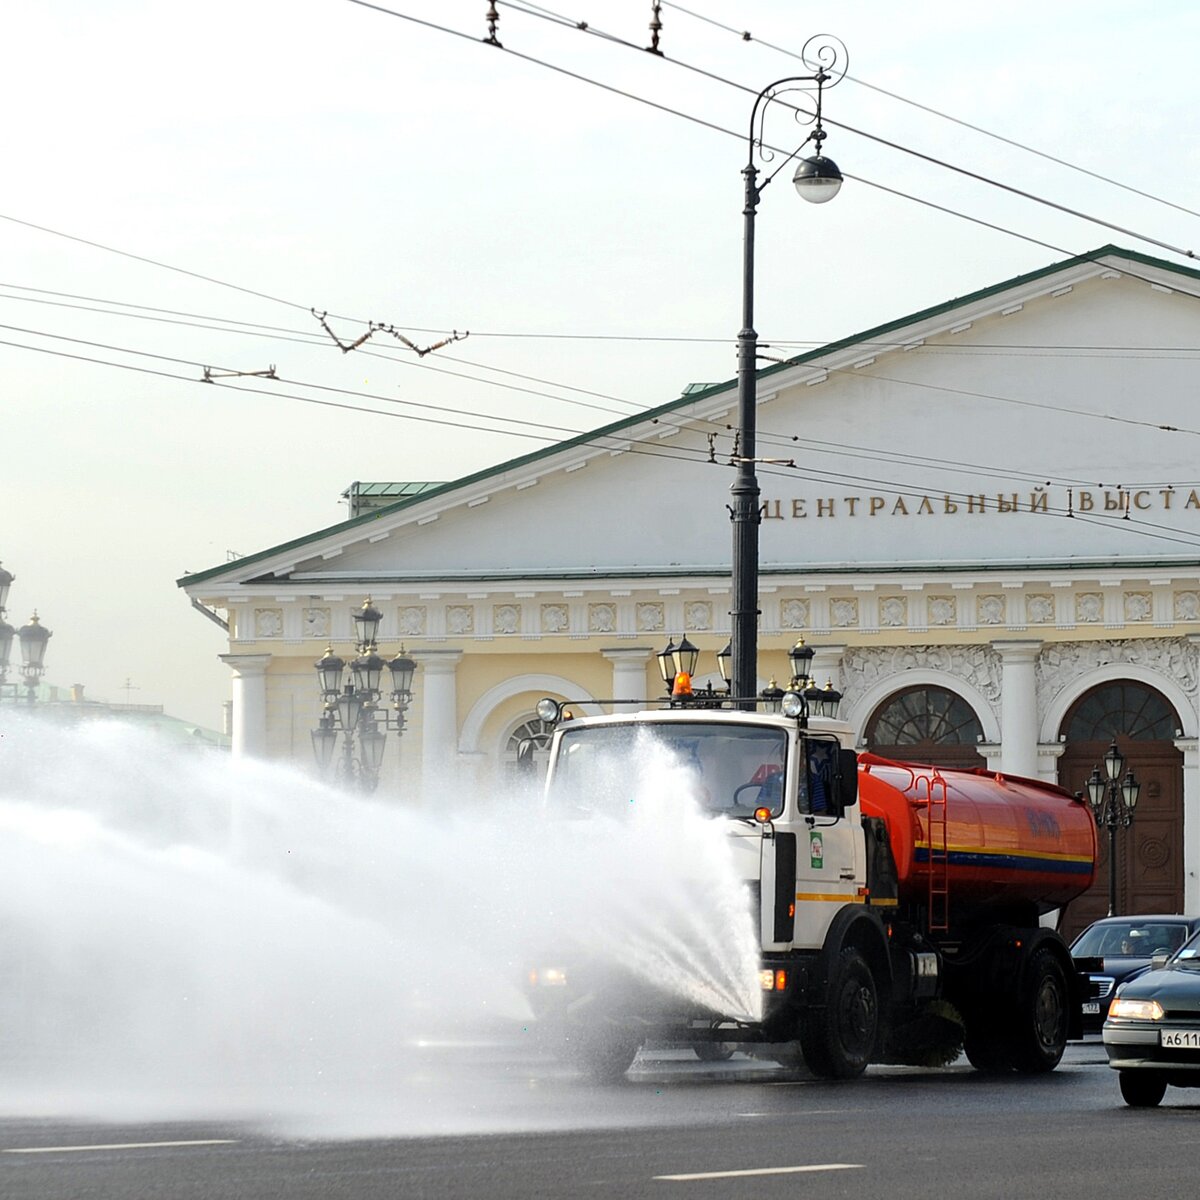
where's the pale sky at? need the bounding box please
[2,0,1197,729]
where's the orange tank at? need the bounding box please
[857,754,1097,913]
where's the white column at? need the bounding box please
[602,647,652,711]
[1036,741,1066,786]
[810,643,847,692]
[991,639,1042,778]
[219,653,272,759]
[1183,634,1200,914]
[1178,739,1200,914]
[414,650,463,793]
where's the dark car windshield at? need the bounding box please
[550,721,788,818]
[1071,921,1192,959]
[1173,929,1200,968]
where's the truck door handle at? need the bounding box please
[839,868,856,879]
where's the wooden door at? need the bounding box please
[1057,682,1184,942]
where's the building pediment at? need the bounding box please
[180,246,1200,602]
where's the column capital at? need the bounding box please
[600,646,654,662]
[411,649,464,674]
[990,638,1043,663]
[219,653,272,677]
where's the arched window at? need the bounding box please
[864,685,985,768]
[1064,682,1177,742]
[503,715,555,781]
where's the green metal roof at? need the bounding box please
[341,481,444,498]
[177,244,1200,590]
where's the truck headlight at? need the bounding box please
[530,966,568,987]
[759,968,788,991]
[1108,998,1164,1021]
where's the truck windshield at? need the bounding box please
[549,721,788,818]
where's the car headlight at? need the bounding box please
[1108,997,1164,1021]
[529,966,568,987]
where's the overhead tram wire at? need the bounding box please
[2,6,1193,378]
[0,287,647,422]
[494,0,1196,263]
[5,285,1198,512]
[4,321,1200,552]
[5,273,1181,493]
[18,279,1200,357]
[0,320,623,442]
[8,286,1192,514]
[463,3,1200,447]
[5,256,1198,473]
[2,12,1193,377]
[0,323,726,469]
[2,15,1193,495]
[660,0,1200,223]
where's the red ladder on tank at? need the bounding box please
[916,769,951,931]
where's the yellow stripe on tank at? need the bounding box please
[794,892,866,904]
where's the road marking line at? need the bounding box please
[655,1163,863,1181]
[4,1139,240,1155]
[735,1109,846,1118]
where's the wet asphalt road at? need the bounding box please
[3,1039,1198,1199]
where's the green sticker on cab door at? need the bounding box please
[810,831,824,869]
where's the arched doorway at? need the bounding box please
[1058,681,1184,940]
[864,685,986,770]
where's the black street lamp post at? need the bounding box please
[312,598,417,793]
[1086,739,1141,917]
[730,36,848,707]
[0,562,52,704]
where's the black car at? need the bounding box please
[1103,927,1200,1106]
[1070,914,1200,1033]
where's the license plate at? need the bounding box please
[1082,1002,1100,1015]
[1160,1029,1200,1049]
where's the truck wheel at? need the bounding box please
[693,1041,736,1062]
[565,1033,640,1083]
[800,947,878,1079]
[1119,1071,1166,1108]
[1010,945,1068,1074]
[963,1029,1011,1074]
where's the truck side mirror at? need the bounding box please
[838,748,859,814]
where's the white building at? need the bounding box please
[180,246,1200,930]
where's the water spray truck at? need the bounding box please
[525,638,1098,1081]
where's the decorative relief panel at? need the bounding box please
[978,595,1006,625]
[685,601,712,632]
[303,607,330,638]
[636,603,664,633]
[493,604,520,635]
[398,606,426,636]
[588,603,616,633]
[254,608,284,638]
[929,596,957,626]
[830,598,859,628]
[1176,591,1200,622]
[780,598,809,629]
[446,605,474,636]
[1026,594,1055,624]
[541,603,569,633]
[840,644,1003,715]
[1123,592,1153,622]
[1075,593,1103,623]
[1035,638,1199,708]
[879,597,907,628]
